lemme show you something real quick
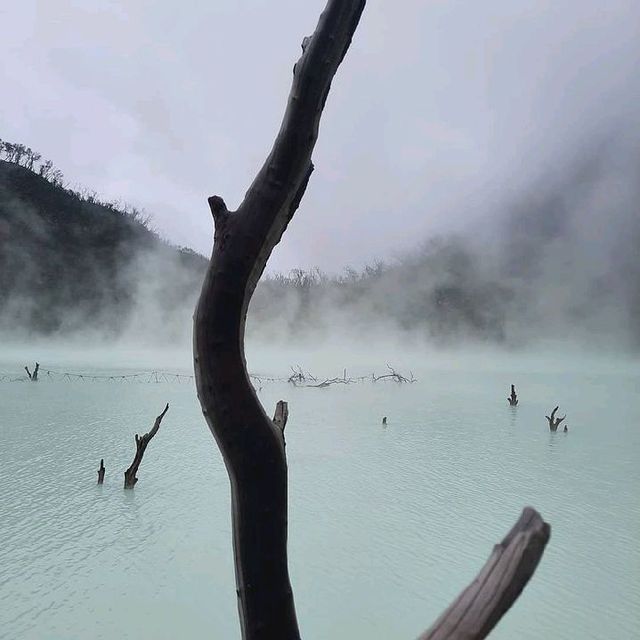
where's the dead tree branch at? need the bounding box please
[418,507,550,640]
[273,401,289,444]
[287,366,317,385]
[123,403,169,488]
[545,406,566,432]
[193,2,548,638]
[373,364,416,383]
[97,459,105,484]
[193,3,366,637]
[25,362,39,381]
[508,384,518,406]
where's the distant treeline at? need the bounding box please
[250,241,511,344]
[2,136,638,350]
[251,135,640,350]
[0,138,152,228]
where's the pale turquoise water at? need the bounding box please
[0,356,638,639]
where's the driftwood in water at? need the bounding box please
[288,366,317,385]
[382,416,387,426]
[25,362,39,381]
[97,459,105,484]
[418,507,550,640]
[508,384,518,406]
[123,403,169,488]
[545,406,566,432]
[373,364,416,384]
[193,2,548,638]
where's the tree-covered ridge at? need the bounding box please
[0,138,152,226]
[1,137,637,350]
[0,142,206,338]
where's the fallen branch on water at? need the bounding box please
[373,364,416,384]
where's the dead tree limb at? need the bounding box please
[123,403,169,488]
[288,366,318,385]
[193,2,548,638]
[273,401,289,440]
[25,362,39,381]
[373,364,416,383]
[418,507,550,640]
[508,384,518,406]
[545,406,566,432]
[193,2,365,638]
[97,459,105,484]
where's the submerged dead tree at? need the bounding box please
[25,362,39,381]
[97,459,105,484]
[546,406,566,432]
[508,384,518,406]
[123,403,169,488]
[193,2,549,639]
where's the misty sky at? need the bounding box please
[2,0,639,272]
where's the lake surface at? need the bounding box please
[0,350,638,639]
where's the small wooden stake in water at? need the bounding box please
[382,416,387,426]
[97,459,105,484]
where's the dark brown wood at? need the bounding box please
[272,401,289,433]
[508,384,518,406]
[123,403,169,488]
[97,458,105,484]
[193,2,365,638]
[545,406,566,432]
[25,362,39,381]
[193,2,550,639]
[418,507,550,640]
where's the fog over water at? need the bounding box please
[0,354,638,639]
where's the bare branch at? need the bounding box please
[193,3,366,638]
[272,400,289,433]
[123,403,169,488]
[418,508,550,640]
[546,406,566,431]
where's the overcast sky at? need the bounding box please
[2,0,639,272]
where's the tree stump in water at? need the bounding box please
[123,403,169,489]
[545,406,566,432]
[25,362,39,381]
[508,384,518,406]
[97,459,105,484]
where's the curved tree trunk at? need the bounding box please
[194,3,366,638]
[193,2,549,639]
